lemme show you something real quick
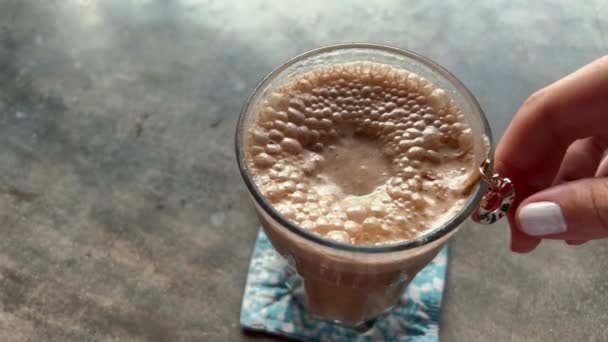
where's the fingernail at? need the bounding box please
[518,202,568,236]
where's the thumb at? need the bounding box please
[516,178,608,241]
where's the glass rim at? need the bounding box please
[235,43,493,254]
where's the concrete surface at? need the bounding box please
[0,0,607,341]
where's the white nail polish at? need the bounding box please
[518,202,568,236]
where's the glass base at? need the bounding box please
[280,255,390,331]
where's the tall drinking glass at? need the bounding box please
[236,44,491,326]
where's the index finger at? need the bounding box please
[496,56,608,191]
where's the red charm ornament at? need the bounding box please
[472,161,515,224]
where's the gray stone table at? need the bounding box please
[0,0,607,341]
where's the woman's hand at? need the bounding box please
[495,56,608,253]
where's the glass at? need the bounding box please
[235,44,492,326]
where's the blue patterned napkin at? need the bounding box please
[240,230,449,341]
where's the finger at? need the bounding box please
[494,159,542,253]
[595,155,608,176]
[496,56,608,193]
[553,136,608,185]
[566,240,588,246]
[516,178,608,241]
[509,214,542,253]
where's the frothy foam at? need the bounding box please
[246,62,475,245]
